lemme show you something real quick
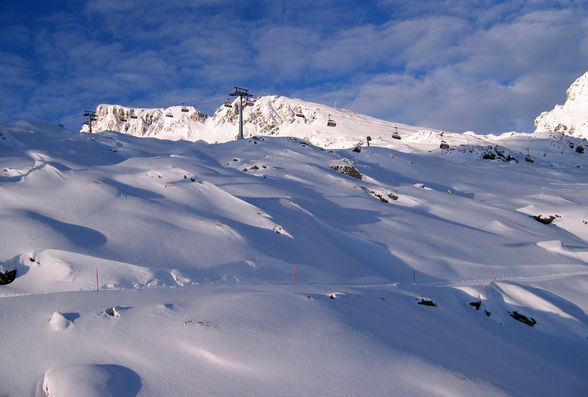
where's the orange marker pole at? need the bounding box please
[490,268,497,281]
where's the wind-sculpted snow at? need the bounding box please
[2,117,588,287]
[1,117,587,396]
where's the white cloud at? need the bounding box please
[0,0,586,133]
[252,26,321,81]
[323,7,588,132]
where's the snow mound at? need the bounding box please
[38,364,141,397]
[0,250,187,297]
[535,71,588,138]
[48,311,74,331]
[457,279,588,339]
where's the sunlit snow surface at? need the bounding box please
[1,117,587,396]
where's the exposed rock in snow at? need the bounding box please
[534,71,588,139]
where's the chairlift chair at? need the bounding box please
[392,126,401,140]
[327,115,336,127]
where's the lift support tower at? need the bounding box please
[83,110,97,133]
[229,86,252,140]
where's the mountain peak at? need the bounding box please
[534,71,588,138]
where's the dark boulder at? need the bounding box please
[509,311,536,327]
[0,269,17,285]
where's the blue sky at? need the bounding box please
[1,0,586,133]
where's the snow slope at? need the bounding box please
[1,115,587,396]
[535,71,588,139]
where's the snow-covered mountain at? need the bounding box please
[82,104,208,141]
[84,93,588,168]
[1,89,587,396]
[82,96,438,149]
[535,71,588,138]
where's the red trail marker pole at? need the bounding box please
[490,268,498,281]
